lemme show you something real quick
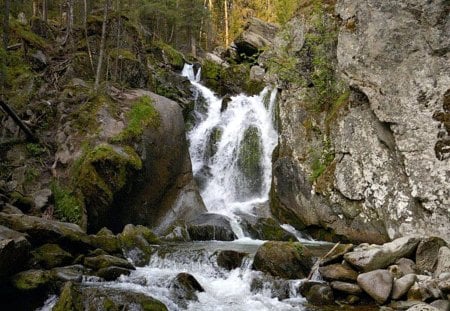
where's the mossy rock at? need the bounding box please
[242,217,297,241]
[11,269,52,291]
[83,254,135,271]
[236,126,263,197]
[90,228,121,254]
[54,282,168,311]
[118,224,160,267]
[252,241,314,279]
[30,243,73,269]
[155,42,185,70]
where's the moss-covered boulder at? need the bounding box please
[83,254,135,271]
[236,126,263,197]
[252,241,314,279]
[118,224,159,267]
[187,213,237,241]
[53,282,168,311]
[90,227,121,255]
[0,225,31,278]
[30,243,73,269]
[216,250,248,270]
[170,273,204,308]
[240,217,297,241]
[11,269,52,291]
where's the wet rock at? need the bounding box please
[83,254,134,271]
[330,281,363,295]
[234,17,279,58]
[162,225,190,242]
[170,273,204,308]
[252,241,314,279]
[357,269,393,304]
[406,304,441,311]
[434,247,450,278]
[299,281,334,306]
[319,263,358,282]
[51,265,87,283]
[90,227,121,255]
[53,282,168,311]
[392,274,417,300]
[240,216,296,241]
[30,243,73,269]
[319,243,354,266]
[216,250,248,270]
[0,213,93,251]
[96,266,132,281]
[250,274,290,300]
[11,269,52,291]
[187,213,237,241]
[430,300,450,311]
[344,237,420,272]
[118,224,159,267]
[0,225,30,278]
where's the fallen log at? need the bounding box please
[0,98,38,142]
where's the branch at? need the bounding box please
[0,99,38,142]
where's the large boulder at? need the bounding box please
[30,243,73,269]
[318,263,358,282]
[434,247,450,278]
[216,250,248,270]
[330,281,363,295]
[392,274,417,300]
[234,18,279,58]
[53,282,167,311]
[170,273,204,308]
[357,269,393,304]
[416,237,447,274]
[299,281,334,306]
[252,241,314,279]
[0,225,30,278]
[118,224,159,267]
[187,213,237,241]
[344,237,420,272]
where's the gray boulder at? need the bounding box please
[170,273,204,308]
[83,254,135,271]
[357,269,393,304]
[430,300,450,311]
[330,281,363,295]
[392,274,417,300]
[0,225,30,278]
[344,237,420,272]
[216,250,248,270]
[234,18,279,57]
[434,247,450,278]
[118,224,159,267]
[187,213,237,241]
[406,304,441,311]
[319,263,358,282]
[416,237,447,274]
[299,281,334,306]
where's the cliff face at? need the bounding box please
[270,0,450,243]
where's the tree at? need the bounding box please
[95,0,110,91]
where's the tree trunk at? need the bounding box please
[94,0,110,91]
[42,0,48,21]
[224,0,229,46]
[83,0,94,72]
[2,0,11,50]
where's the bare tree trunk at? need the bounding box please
[83,0,94,72]
[33,0,38,17]
[2,0,11,51]
[95,0,109,91]
[224,0,229,46]
[42,0,48,21]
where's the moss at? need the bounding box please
[9,19,48,50]
[51,181,83,224]
[26,143,47,157]
[11,269,52,291]
[109,48,136,61]
[155,41,185,70]
[309,136,334,182]
[325,90,350,125]
[112,95,160,143]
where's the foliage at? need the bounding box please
[51,182,83,224]
[309,135,334,182]
[113,95,160,142]
[26,143,47,156]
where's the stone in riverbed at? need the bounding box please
[392,274,417,300]
[51,265,88,283]
[406,304,441,311]
[330,281,363,295]
[216,250,248,270]
[299,281,334,306]
[90,227,121,255]
[11,269,52,291]
[416,237,447,274]
[252,241,314,279]
[118,224,159,267]
[170,273,204,308]
[357,269,393,304]
[0,225,30,278]
[83,254,135,271]
[30,243,73,269]
[344,237,420,272]
[319,263,358,282]
[187,213,237,241]
[430,300,450,311]
[96,266,132,281]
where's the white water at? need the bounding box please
[182,64,278,237]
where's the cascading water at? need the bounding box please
[182,64,278,237]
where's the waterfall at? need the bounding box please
[182,64,278,233]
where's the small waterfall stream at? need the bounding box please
[182,64,278,238]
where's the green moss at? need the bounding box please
[112,95,160,143]
[309,136,334,182]
[51,182,83,224]
[26,143,46,156]
[156,41,184,70]
[72,94,104,134]
[325,90,350,125]
[10,19,47,49]
[109,48,136,61]
[11,269,52,291]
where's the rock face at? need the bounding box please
[269,0,450,243]
[334,0,450,241]
[234,17,279,57]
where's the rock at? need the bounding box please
[416,238,447,274]
[96,266,132,281]
[434,247,450,278]
[396,258,417,276]
[30,243,73,269]
[438,277,450,295]
[0,225,30,278]
[187,213,237,241]
[53,282,168,311]
[205,52,229,67]
[234,17,279,57]
[30,50,47,70]
[240,216,297,241]
[319,263,358,282]
[430,300,450,311]
[357,269,393,304]
[344,237,420,272]
[420,278,442,301]
[11,269,52,291]
[162,225,190,242]
[406,304,441,311]
[170,273,204,308]
[216,250,248,270]
[344,295,360,305]
[1,204,23,214]
[90,227,121,255]
[392,274,417,300]
[299,281,334,306]
[83,254,135,271]
[408,282,424,301]
[0,213,93,251]
[330,281,363,295]
[250,65,265,81]
[118,224,159,267]
[252,241,314,279]
[51,265,87,283]
[250,274,290,300]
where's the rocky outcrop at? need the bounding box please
[187,213,237,241]
[234,18,279,58]
[268,0,450,243]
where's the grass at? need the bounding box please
[51,182,83,224]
